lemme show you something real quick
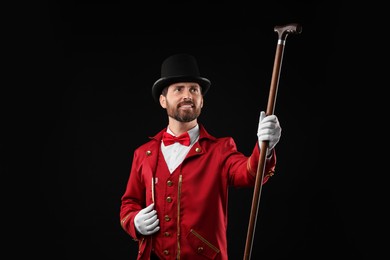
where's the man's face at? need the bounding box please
[159,82,203,123]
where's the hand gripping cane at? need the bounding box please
[243,23,302,260]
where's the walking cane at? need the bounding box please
[243,23,302,260]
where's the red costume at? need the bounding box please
[120,124,276,259]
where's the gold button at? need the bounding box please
[197,247,204,253]
[163,250,169,255]
[195,147,201,153]
[166,196,172,203]
[268,171,275,177]
[164,215,171,221]
[167,180,173,186]
[164,232,170,237]
[146,150,152,156]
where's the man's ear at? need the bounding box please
[159,95,166,108]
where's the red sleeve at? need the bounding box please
[120,149,146,240]
[247,143,277,184]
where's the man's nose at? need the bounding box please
[182,89,192,99]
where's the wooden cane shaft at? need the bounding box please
[243,21,302,259]
[243,42,285,260]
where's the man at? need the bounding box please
[120,53,282,259]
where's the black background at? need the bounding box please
[12,1,386,259]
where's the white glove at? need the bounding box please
[134,203,160,235]
[257,111,282,155]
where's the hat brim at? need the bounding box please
[152,76,211,103]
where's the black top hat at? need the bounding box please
[152,53,211,103]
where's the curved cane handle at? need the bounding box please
[274,23,303,42]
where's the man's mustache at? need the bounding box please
[178,101,194,107]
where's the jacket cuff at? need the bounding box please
[247,143,276,182]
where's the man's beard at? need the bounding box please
[166,101,201,123]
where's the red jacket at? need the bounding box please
[120,124,276,259]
